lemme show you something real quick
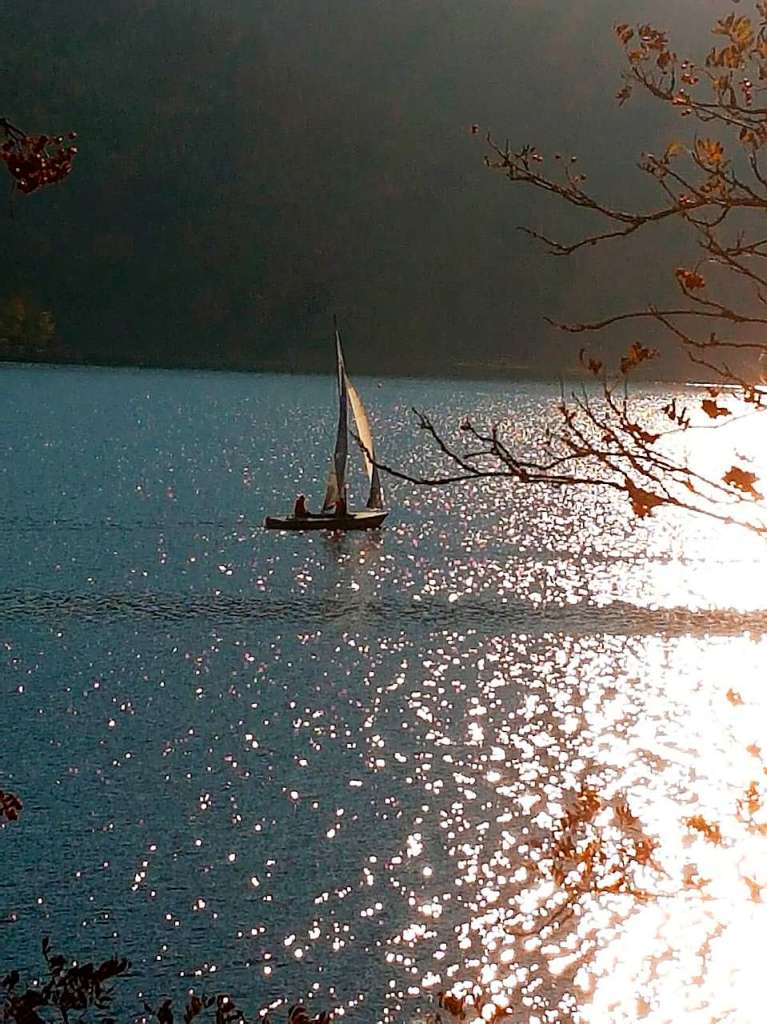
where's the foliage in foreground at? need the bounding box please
[0,791,22,823]
[0,943,329,1024]
[4,754,766,1023]
[0,119,77,195]
[1,940,128,1024]
[381,2,767,539]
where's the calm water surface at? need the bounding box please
[1,366,766,1023]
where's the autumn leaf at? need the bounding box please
[613,797,640,830]
[675,266,706,290]
[723,465,763,498]
[732,15,754,48]
[620,340,658,375]
[701,398,731,419]
[707,44,746,69]
[714,14,754,49]
[740,126,763,148]
[0,789,22,822]
[624,477,665,518]
[685,815,723,844]
[578,347,602,376]
[439,993,466,1018]
[714,13,735,35]
[682,863,710,889]
[695,137,726,167]
[743,876,762,902]
[737,782,767,836]
[663,141,685,162]
[739,781,761,816]
[637,24,668,51]
[663,397,691,428]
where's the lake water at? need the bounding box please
[1,365,766,1024]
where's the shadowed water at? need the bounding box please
[1,365,766,1023]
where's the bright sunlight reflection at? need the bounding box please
[388,413,767,1024]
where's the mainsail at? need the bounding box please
[322,326,384,512]
[347,379,384,509]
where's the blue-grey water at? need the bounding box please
[1,365,766,1024]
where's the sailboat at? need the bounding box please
[264,325,388,531]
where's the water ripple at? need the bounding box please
[1,588,766,639]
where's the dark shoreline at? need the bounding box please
[0,352,720,387]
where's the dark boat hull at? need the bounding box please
[264,510,388,531]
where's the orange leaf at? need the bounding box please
[613,798,640,829]
[664,141,685,161]
[624,478,664,518]
[578,347,603,376]
[714,14,754,49]
[723,465,763,498]
[732,15,754,47]
[701,398,731,419]
[675,267,706,290]
[695,137,726,167]
[685,815,723,844]
[682,863,710,889]
[744,876,762,902]
[741,781,761,814]
[620,341,658,375]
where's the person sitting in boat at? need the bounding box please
[294,493,309,518]
[334,491,347,518]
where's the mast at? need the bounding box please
[322,320,349,511]
[322,318,384,512]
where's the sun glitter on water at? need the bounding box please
[398,426,767,1023]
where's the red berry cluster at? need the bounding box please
[0,124,77,194]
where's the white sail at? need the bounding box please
[264,322,388,531]
[322,331,348,511]
[346,378,384,509]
